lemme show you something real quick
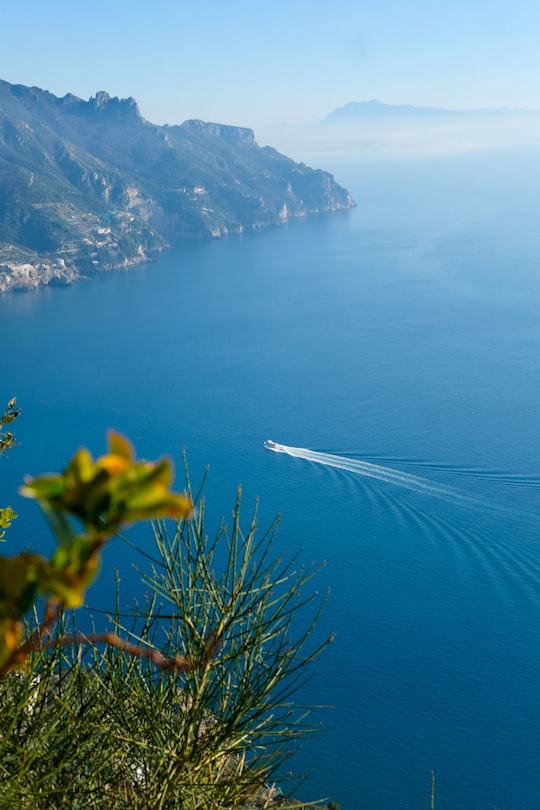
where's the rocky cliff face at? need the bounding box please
[180,119,256,145]
[0,80,355,292]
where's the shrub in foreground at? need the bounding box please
[0,405,332,808]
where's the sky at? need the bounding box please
[2,0,540,132]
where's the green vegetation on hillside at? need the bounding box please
[0,80,355,292]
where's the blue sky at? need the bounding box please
[3,0,540,129]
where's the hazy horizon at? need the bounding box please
[3,0,540,132]
[4,74,539,162]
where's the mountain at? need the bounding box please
[257,100,540,158]
[0,80,355,292]
[324,99,540,123]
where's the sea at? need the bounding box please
[2,144,540,809]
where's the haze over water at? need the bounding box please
[2,144,540,808]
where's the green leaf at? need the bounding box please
[0,507,17,541]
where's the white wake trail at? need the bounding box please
[263,441,537,518]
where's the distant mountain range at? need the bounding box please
[324,99,540,122]
[257,100,540,157]
[0,80,354,292]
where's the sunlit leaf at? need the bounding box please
[20,432,193,534]
[0,506,17,541]
[107,430,134,462]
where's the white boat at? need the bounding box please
[264,439,279,449]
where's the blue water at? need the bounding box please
[2,145,540,809]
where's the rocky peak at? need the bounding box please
[92,90,112,108]
[85,91,142,119]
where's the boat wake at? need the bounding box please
[263,440,537,520]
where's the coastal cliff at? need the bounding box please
[0,80,355,292]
